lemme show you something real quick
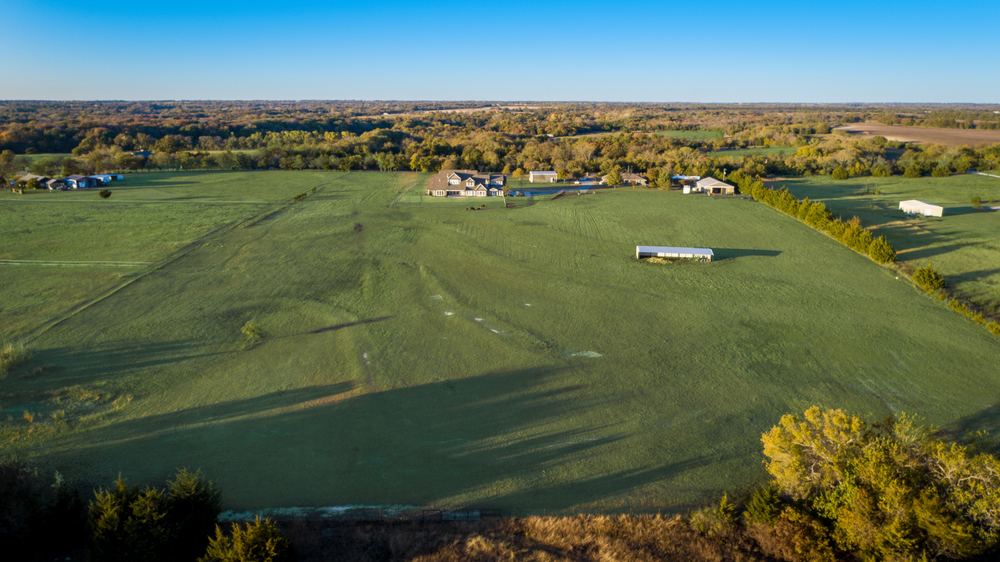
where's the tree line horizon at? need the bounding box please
[2,101,1000,184]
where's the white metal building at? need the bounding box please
[636,246,714,262]
[899,200,944,217]
[529,171,558,183]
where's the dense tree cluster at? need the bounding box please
[761,407,1000,560]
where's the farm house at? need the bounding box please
[695,177,735,195]
[636,246,714,262]
[899,200,944,217]
[426,170,506,197]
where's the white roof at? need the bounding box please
[899,200,941,208]
[530,170,557,175]
[696,177,732,188]
[636,246,714,256]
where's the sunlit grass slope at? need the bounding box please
[3,172,998,514]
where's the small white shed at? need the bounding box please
[899,200,944,217]
[636,246,714,262]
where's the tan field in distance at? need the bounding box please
[835,122,1000,147]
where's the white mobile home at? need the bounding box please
[636,246,714,262]
[899,200,944,217]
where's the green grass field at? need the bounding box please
[768,174,1000,308]
[709,146,794,158]
[655,130,724,141]
[2,171,999,516]
[19,153,73,163]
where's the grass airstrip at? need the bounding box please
[2,171,999,515]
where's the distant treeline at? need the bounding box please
[3,102,1000,184]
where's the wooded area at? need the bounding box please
[3,102,1000,185]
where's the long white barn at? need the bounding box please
[899,200,944,217]
[636,246,714,262]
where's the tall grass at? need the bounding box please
[280,514,766,561]
[0,342,30,378]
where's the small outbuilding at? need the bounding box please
[529,171,558,183]
[636,246,714,262]
[64,175,95,189]
[899,200,944,217]
[602,172,647,186]
[695,177,735,195]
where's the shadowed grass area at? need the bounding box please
[2,171,999,513]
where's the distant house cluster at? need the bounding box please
[427,170,506,197]
[528,171,650,186]
[12,173,124,191]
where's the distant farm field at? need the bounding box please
[835,122,1000,147]
[2,172,999,516]
[768,174,1000,309]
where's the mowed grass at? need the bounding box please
[19,152,73,163]
[0,171,352,338]
[3,172,1000,515]
[769,174,1000,308]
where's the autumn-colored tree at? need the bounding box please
[605,166,623,186]
[762,408,1000,560]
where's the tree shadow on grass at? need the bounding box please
[946,267,1000,287]
[487,457,717,515]
[37,366,687,512]
[938,403,1000,455]
[21,339,226,388]
[896,242,969,262]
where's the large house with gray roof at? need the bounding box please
[427,170,506,197]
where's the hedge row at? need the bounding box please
[730,173,896,264]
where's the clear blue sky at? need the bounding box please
[2,0,998,103]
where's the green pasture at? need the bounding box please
[2,172,999,516]
[0,171,365,337]
[19,153,73,163]
[709,146,794,158]
[655,129,724,141]
[768,174,1000,307]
